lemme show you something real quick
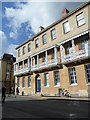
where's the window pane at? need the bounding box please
[18,49,20,57]
[68,68,77,85]
[51,29,56,40]
[22,46,26,55]
[22,77,25,87]
[28,43,31,52]
[28,76,31,87]
[35,39,39,48]
[42,34,47,44]
[76,12,85,26]
[54,71,60,85]
[63,21,70,33]
[85,64,90,83]
[44,73,49,86]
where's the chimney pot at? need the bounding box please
[62,8,69,17]
[39,26,44,32]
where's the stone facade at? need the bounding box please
[14,2,90,97]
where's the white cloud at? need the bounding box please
[7,44,18,57]
[0,30,18,57]
[4,2,83,40]
[0,31,7,57]
[5,2,62,39]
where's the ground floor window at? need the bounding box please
[28,76,31,87]
[85,64,90,83]
[17,77,20,87]
[68,67,77,85]
[22,77,25,88]
[54,71,60,86]
[44,73,49,87]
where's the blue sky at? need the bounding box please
[0,1,84,57]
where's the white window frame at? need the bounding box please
[54,71,60,86]
[51,49,54,59]
[22,77,25,88]
[44,73,49,87]
[76,12,85,27]
[51,28,56,40]
[18,49,20,57]
[85,64,90,84]
[17,77,20,87]
[28,43,31,52]
[63,21,70,34]
[68,67,77,85]
[42,34,47,45]
[28,76,31,88]
[35,39,39,48]
[22,46,26,55]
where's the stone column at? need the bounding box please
[18,63,19,70]
[54,46,58,62]
[37,54,39,67]
[60,45,64,63]
[31,57,32,68]
[71,39,75,53]
[45,50,48,65]
[23,61,24,69]
[28,57,30,70]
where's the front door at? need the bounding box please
[36,77,41,92]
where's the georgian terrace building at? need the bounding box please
[14,2,90,97]
[0,53,16,93]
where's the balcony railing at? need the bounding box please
[14,67,31,76]
[31,58,60,72]
[62,45,90,64]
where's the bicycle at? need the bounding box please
[58,88,71,97]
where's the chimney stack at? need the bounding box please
[39,26,44,32]
[62,8,69,17]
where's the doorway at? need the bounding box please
[35,74,41,93]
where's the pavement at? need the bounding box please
[3,94,90,102]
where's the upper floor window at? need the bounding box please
[51,28,56,40]
[44,73,49,87]
[22,46,26,55]
[85,64,90,84]
[28,43,31,52]
[42,34,47,45]
[68,67,77,85]
[76,12,85,27]
[35,38,39,48]
[63,21,70,34]
[28,76,31,87]
[18,49,20,57]
[54,71,60,86]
